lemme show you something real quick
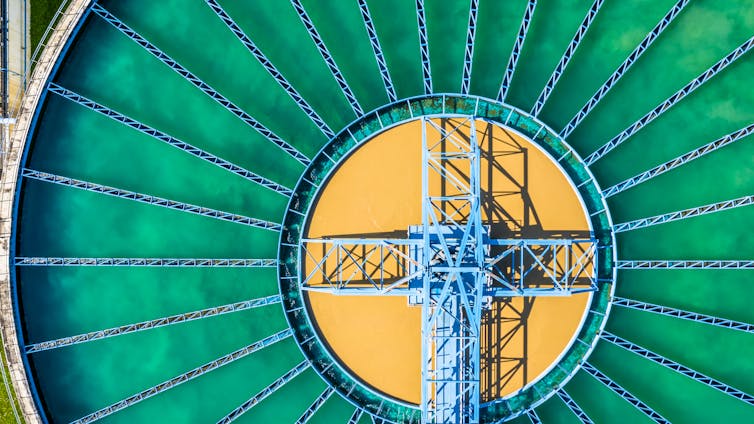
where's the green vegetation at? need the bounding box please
[30,0,66,56]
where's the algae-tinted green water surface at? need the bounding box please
[12,0,754,422]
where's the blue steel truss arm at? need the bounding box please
[556,389,594,424]
[47,83,292,196]
[530,0,604,117]
[90,3,311,166]
[294,386,334,423]
[526,409,542,424]
[461,0,479,95]
[26,295,281,353]
[357,0,397,103]
[585,35,754,165]
[203,0,334,138]
[347,408,365,424]
[416,0,432,94]
[70,329,292,424]
[603,122,754,197]
[22,169,282,231]
[216,360,310,423]
[498,0,537,101]
[290,0,364,117]
[14,257,277,267]
[616,260,754,269]
[612,296,754,334]
[581,362,670,423]
[613,195,754,233]
[560,0,690,138]
[601,331,754,406]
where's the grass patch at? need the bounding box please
[30,0,66,56]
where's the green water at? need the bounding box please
[15,0,754,422]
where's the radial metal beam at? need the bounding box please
[71,329,293,424]
[216,360,310,423]
[556,389,594,424]
[613,195,754,233]
[616,260,754,269]
[526,409,542,424]
[26,295,281,353]
[461,0,479,95]
[22,169,282,231]
[602,331,754,407]
[581,362,670,423]
[416,0,432,94]
[294,386,334,423]
[603,122,754,197]
[348,408,365,424]
[90,3,311,166]
[612,296,754,334]
[530,0,604,117]
[357,0,397,103]
[204,0,334,138]
[585,35,754,165]
[14,257,277,267]
[290,0,364,117]
[560,0,690,138]
[498,0,537,101]
[47,83,292,196]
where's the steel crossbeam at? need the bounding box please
[204,0,334,138]
[602,331,754,407]
[26,295,281,353]
[416,0,432,94]
[585,35,754,165]
[90,3,311,166]
[217,360,310,423]
[22,169,282,231]
[71,329,293,424]
[581,362,670,423]
[603,122,754,197]
[616,260,754,269]
[14,257,277,267]
[530,0,604,117]
[613,195,754,233]
[556,389,594,424]
[290,0,364,117]
[498,0,537,101]
[612,297,754,334]
[294,386,334,423]
[47,83,292,196]
[348,408,365,424]
[526,409,542,424]
[560,0,690,138]
[357,0,397,103]
[461,0,479,95]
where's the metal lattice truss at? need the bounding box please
[616,260,754,269]
[498,0,537,101]
[358,0,397,103]
[416,0,432,95]
[14,257,277,267]
[556,389,594,424]
[295,386,334,424]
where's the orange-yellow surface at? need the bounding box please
[305,119,590,405]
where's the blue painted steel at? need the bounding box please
[556,389,594,423]
[526,409,541,424]
[498,0,537,101]
[71,329,293,424]
[47,83,292,196]
[204,0,334,138]
[416,0,432,94]
[560,0,690,138]
[357,0,397,103]
[294,386,334,423]
[14,257,277,267]
[22,168,282,231]
[348,408,365,424]
[90,3,311,166]
[461,0,479,95]
[616,260,754,269]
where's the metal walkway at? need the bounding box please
[616,260,754,269]
[357,0,397,103]
[416,0,432,94]
[556,389,594,423]
[14,257,276,267]
[294,386,334,423]
[461,0,479,95]
[498,0,537,101]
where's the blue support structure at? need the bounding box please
[26,295,281,353]
[294,387,334,423]
[585,35,754,165]
[461,0,479,95]
[47,83,292,196]
[601,331,754,407]
[290,0,364,117]
[613,195,754,233]
[581,362,670,423]
[530,0,604,117]
[416,0,432,95]
[71,329,293,424]
[612,297,754,334]
[348,408,365,424]
[560,0,690,138]
[603,122,754,197]
[90,3,311,166]
[216,360,310,423]
[556,389,594,424]
[22,169,282,231]
[526,409,541,424]
[616,260,754,269]
[357,0,397,103]
[498,0,537,102]
[204,0,334,138]
[14,257,277,267]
